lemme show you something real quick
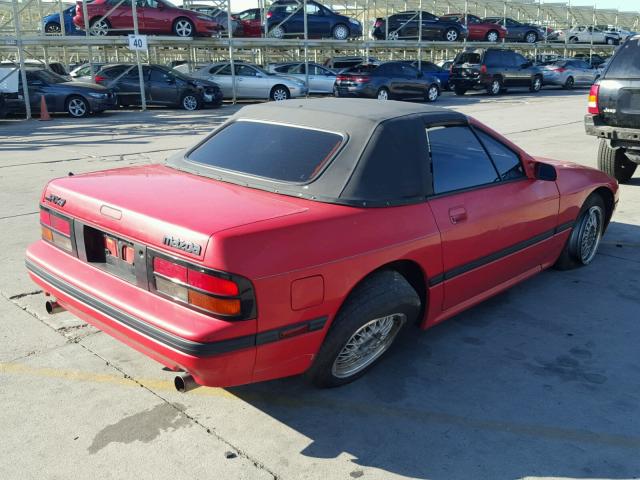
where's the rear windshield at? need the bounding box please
[455,52,482,64]
[345,64,377,74]
[605,37,640,78]
[187,121,343,183]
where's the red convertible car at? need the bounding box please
[26,99,617,390]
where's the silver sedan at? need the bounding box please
[192,62,308,101]
[541,59,600,89]
[266,62,337,94]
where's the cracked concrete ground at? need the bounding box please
[1,92,639,480]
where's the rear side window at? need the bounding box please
[187,121,343,183]
[427,126,499,194]
[605,38,640,78]
[456,52,482,65]
[474,130,525,180]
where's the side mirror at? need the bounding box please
[534,162,557,181]
[165,77,175,84]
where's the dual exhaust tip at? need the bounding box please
[45,298,199,393]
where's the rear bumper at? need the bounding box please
[450,77,487,90]
[585,115,640,150]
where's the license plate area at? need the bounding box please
[82,225,142,284]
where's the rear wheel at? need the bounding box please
[444,28,459,42]
[554,194,606,270]
[387,30,400,40]
[563,76,575,89]
[425,84,439,102]
[269,25,285,38]
[376,87,390,100]
[306,270,420,388]
[44,22,61,34]
[270,85,290,101]
[606,37,615,45]
[173,18,194,37]
[487,78,502,95]
[597,139,637,183]
[525,31,538,43]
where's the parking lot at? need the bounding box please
[1,89,639,480]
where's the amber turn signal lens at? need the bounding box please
[41,226,53,242]
[188,289,241,316]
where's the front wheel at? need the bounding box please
[181,93,201,111]
[525,31,538,43]
[173,18,194,37]
[606,37,615,45]
[332,24,349,40]
[89,18,110,36]
[530,75,542,92]
[487,78,502,95]
[425,84,439,102]
[44,22,61,34]
[554,195,606,270]
[270,85,290,101]
[486,30,499,42]
[66,96,89,118]
[306,270,420,388]
[597,139,637,183]
[444,28,459,42]
[563,76,575,89]
[268,25,285,39]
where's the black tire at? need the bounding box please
[529,75,543,92]
[376,87,390,100]
[524,31,538,43]
[454,86,467,96]
[597,139,637,183]
[89,18,111,36]
[569,36,578,43]
[563,76,575,89]
[444,27,459,42]
[180,92,201,111]
[332,23,350,40]
[487,77,502,95]
[269,85,290,101]
[554,194,607,270]
[65,95,90,118]
[485,29,500,42]
[425,84,439,102]
[306,270,421,388]
[268,25,286,39]
[44,22,61,34]
[173,17,195,37]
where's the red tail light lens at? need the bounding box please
[336,75,347,81]
[588,84,600,114]
[353,76,370,83]
[94,75,106,83]
[553,67,566,73]
[40,207,73,252]
[266,11,272,18]
[480,64,487,74]
[374,20,383,27]
[151,255,250,318]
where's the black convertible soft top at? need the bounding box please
[167,98,469,207]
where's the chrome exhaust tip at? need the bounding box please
[174,373,199,393]
[45,300,64,314]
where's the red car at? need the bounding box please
[440,13,507,42]
[234,8,262,37]
[26,99,618,390]
[73,0,220,37]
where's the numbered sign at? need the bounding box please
[128,34,148,52]
[0,67,19,93]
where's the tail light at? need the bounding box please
[336,75,347,82]
[480,64,487,74]
[353,76,370,83]
[266,11,272,18]
[374,19,383,27]
[588,84,600,114]
[151,254,254,319]
[553,67,566,72]
[40,207,73,252]
[94,74,106,83]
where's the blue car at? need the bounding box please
[400,60,451,90]
[42,5,82,35]
[267,0,362,40]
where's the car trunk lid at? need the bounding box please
[42,164,309,261]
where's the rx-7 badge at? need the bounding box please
[163,236,202,255]
[45,194,66,207]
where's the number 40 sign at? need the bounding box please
[128,34,148,52]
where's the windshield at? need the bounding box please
[186,120,343,183]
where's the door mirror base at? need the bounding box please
[534,162,557,181]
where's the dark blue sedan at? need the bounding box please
[267,0,362,39]
[42,5,82,35]
[334,61,441,102]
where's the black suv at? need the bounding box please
[450,48,543,96]
[585,35,640,183]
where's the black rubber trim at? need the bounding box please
[428,222,574,287]
[25,259,327,357]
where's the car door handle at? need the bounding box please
[449,206,467,224]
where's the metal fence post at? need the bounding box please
[131,0,146,110]
[12,0,31,119]
[227,0,236,103]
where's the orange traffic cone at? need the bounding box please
[39,95,51,121]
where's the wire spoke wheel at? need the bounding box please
[333,25,349,40]
[269,26,285,38]
[332,313,406,378]
[68,98,87,117]
[271,87,289,101]
[578,206,603,264]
